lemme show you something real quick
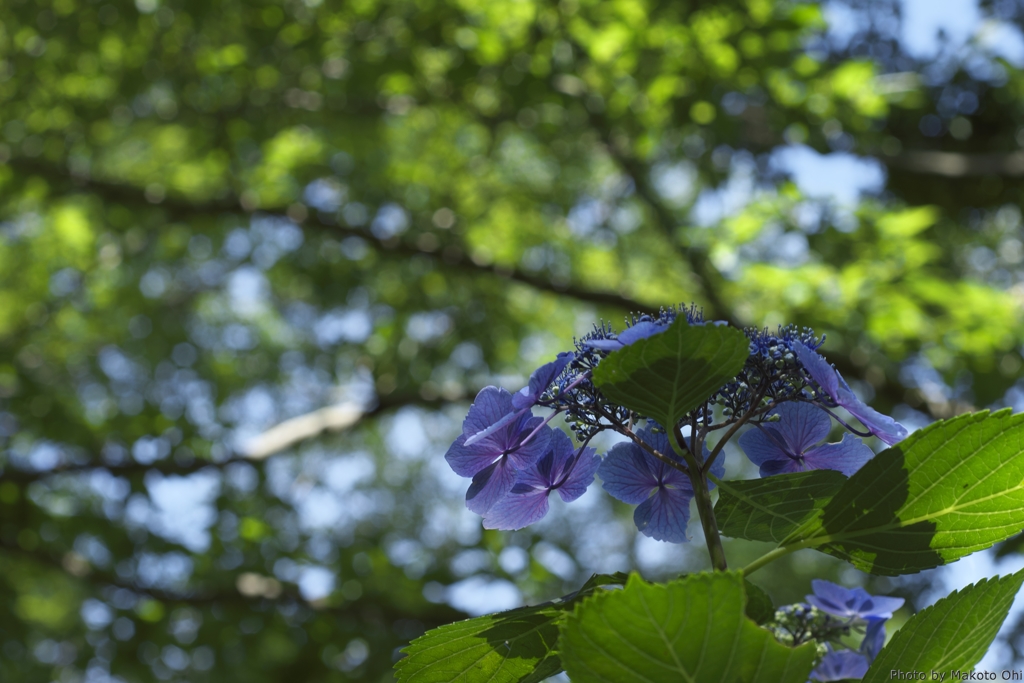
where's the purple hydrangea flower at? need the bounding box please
[598,427,724,543]
[584,321,666,352]
[806,580,905,622]
[793,343,908,446]
[738,402,874,477]
[482,429,600,530]
[810,648,869,682]
[445,387,551,514]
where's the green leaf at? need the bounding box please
[395,604,562,683]
[559,572,816,683]
[744,580,776,625]
[780,410,1024,575]
[591,317,750,429]
[864,569,1024,682]
[394,573,626,683]
[715,470,847,544]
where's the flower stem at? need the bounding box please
[702,388,768,475]
[741,545,799,576]
[670,426,728,572]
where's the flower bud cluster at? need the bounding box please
[767,604,848,649]
[717,325,822,421]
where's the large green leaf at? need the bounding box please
[591,317,750,429]
[715,470,847,543]
[558,572,816,683]
[394,573,626,683]
[777,410,1024,575]
[864,570,1024,681]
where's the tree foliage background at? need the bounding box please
[3,0,1024,680]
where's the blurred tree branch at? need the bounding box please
[0,391,453,483]
[886,150,1024,177]
[5,158,654,314]
[0,536,469,625]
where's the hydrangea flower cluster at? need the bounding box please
[444,304,909,544]
[767,580,905,682]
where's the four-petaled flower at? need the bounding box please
[809,647,870,682]
[445,387,551,514]
[599,427,724,543]
[794,343,909,446]
[739,402,874,477]
[483,429,600,530]
[806,580,905,621]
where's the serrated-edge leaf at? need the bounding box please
[715,471,847,544]
[558,572,816,683]
[864,569,1024,681]
[592,318,750,429]
[394,573,625,683]
[394,603,561,683]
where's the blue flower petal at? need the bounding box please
[616,321,666,345]
[803,432,874,476]
[599,441,658,504]
[465,458,518,514]
[461,386,515,444]
[807,580,904,620]
[807,579,859,617]
[556,447,601,503]
[795,343,909,446]
[505,421,551,470]
[512,352,574,411]
[758,456,807,477]
[738,425,790,469]
[794,343,840,399]
[861,617,888,662]
[584,338,625,351]
[810,649,869,682]
[855,593,905,620]
[633,488,691,543]
[837,384,909,446]
[516,449,557,491]
[772,402,832,454]
[515,429,574,491]
[463,410,520,447]
[482,486,550,530]
[585,321,668,352]
[444,434,485,478]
